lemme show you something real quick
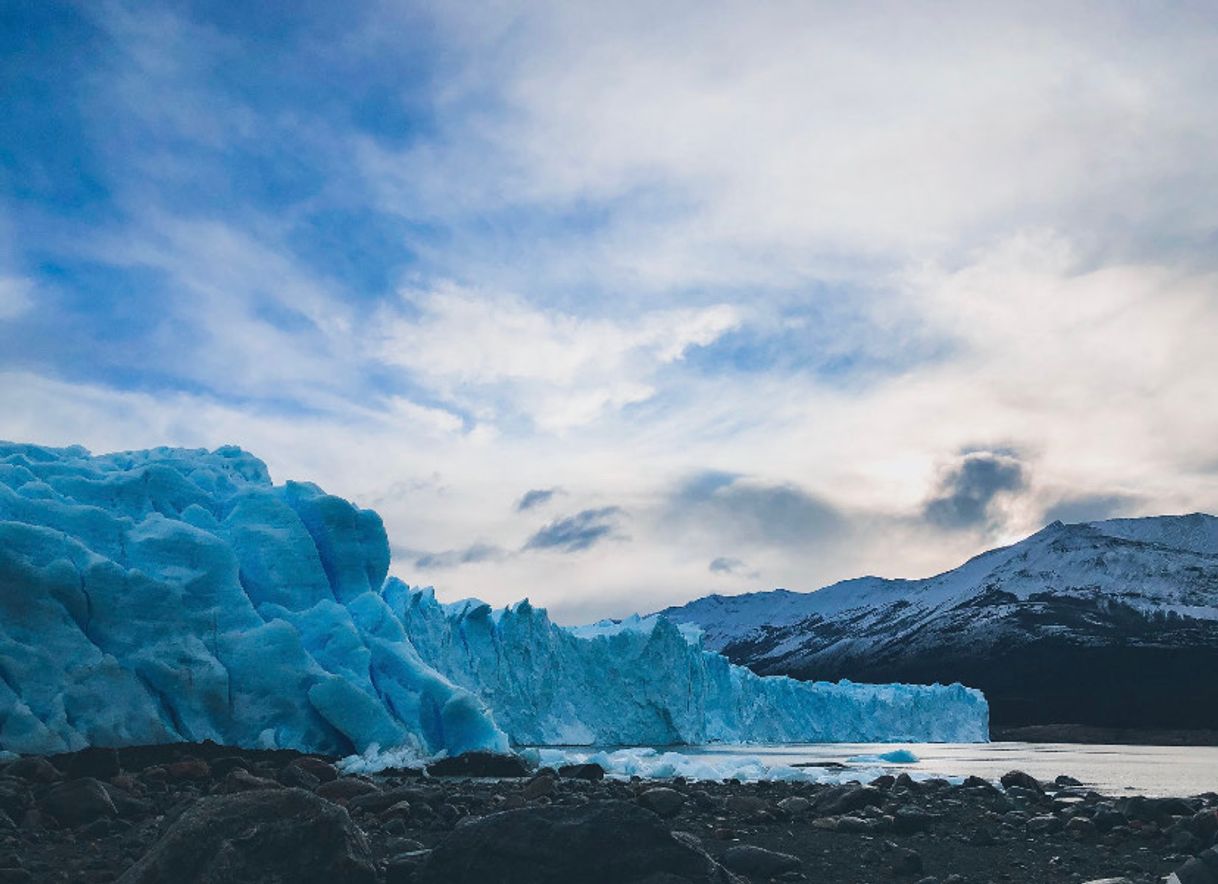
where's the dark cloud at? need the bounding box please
[523,507,625,553]
[671,471,844,547]
[709,556,745,574]
[517,487,560,511]
[1043,493,1141,525]
[923,450,1026,530]
[412,542,506,570]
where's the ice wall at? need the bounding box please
[0,442,988,759]
[0,443,507,757]
[389,585,989,745]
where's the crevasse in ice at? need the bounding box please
[0,443,987,757]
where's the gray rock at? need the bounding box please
[316,778,380,803]
[776,796,811,815]
[1026,814,1063,834]
[720,844,801,877]
[5,758,59,784]
[39,777,117,827]
[523,775,556,800]
[426,751,531,778]
[414,800,739,883]
[1000,770,1043,793]
[814,784,885,816]
[638,787,685,818]
[558,763,605,781]
[115,787,375,884]
[893,805,937,833]
[1066,816,1097,837]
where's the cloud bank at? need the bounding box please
[2,1,1217,621]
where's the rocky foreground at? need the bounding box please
[0,744,1216,884]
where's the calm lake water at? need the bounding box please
[672,742,1218,797]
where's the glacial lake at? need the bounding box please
[529,742,1218,797]
[679,742,1218,797]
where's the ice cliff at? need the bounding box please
[0,443,988,757]
[392,587,988,745]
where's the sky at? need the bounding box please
[3,1,1218,623]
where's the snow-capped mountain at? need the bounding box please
[659,516,1218,730]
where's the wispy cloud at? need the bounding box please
[524,507,626,553]
[412,542,506,571]
[517,487,560,511]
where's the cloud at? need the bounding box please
[708,556,744,575]
[1043,493,1142,526]
[524,507,625,553]
[670,471,845,548]
[411,542,506,571]
[0,278,33,321]
[517,487,560,511]
[4,2,1218,627]
[379,287,740,430]
[923,451,1026,531]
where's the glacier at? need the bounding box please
[0,442,988,759]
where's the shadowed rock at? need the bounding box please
[415,800,740,883]
[116,788,375,884]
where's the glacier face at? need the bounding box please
[0,443,507,757]
[390,584,988,746]
[0,442,988,758]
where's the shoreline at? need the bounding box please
[990,724,1218,747]
[2,743,1216,883]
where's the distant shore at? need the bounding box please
[991,724,1218,746]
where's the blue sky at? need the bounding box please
[3,1,1218,621]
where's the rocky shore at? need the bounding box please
[0,743,1215,884]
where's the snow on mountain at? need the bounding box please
[0,442,988,757]
[659,516,1218,729]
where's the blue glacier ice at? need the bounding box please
[390,586,988,746]
[0,443,988,758]
[0,443,507,757]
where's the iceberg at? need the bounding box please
[0,443,988,759]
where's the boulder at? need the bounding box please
[1167,846,1218,884]
[316,778,379,804]
[814,784,885,816]
[292,758,339,783]
[5,758,60,784]
[414,800,739,883]
[638,787,685,818]
[347,786,439,815]
[213,769,280,794]
[39,777,117,827]
[558,763,605,781]
[115,788,376,884]
[720,845,800,878]
[166,759,211,782]
[426,752,531,778]
[1000,770,1043,793]
[522,775,556,800]
[776,796,811,815]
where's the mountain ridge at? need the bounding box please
[658,514,1218,730]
